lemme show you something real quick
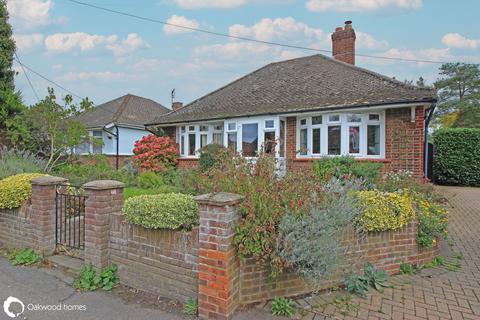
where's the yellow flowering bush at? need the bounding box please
[123,193,198,230]
[355,190,414,232]
[0,173,48,209]
[416,196,448,247]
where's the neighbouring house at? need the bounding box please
[147,21,436,177]
[74,93,170,168]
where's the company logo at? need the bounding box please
[3,296,25,318]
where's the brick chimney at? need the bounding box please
[172,102,183,111]
[331,20,356,65]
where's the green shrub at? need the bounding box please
[355,190,414,232]
[54,155,134,186]
[169,169,203,195]
[8,248,40,266]
[313,156,382,185]
[416,196,448,248]
[123,193,199,229]
[198,144,228,172]
[271,297,295,317]
[183,298,198,316]
[0,147,47,179]
[137,172,164,189]
[277,194,361,283]
[0,173,48,209]
[433,128,480,186]
[123,186,175,200]
[74,264,120,291]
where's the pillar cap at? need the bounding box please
[31,176,67,186]
[194,192,243,206]
[82,180,125,190]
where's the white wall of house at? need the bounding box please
[76,126,150,156]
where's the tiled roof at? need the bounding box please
[148,54,435,125]
[75,94,170,128]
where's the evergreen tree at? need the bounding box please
[0,0,15,91]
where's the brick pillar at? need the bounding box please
[30,176,67,256]
[83,180,124,271]
[194,193,244,320]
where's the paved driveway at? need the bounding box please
[291,186,480,320]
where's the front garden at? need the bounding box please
[0,135,450,317]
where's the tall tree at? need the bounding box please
[0,0,20,130]
[0,0,15,91]
[434,63,480,120]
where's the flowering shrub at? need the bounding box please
[417,196,448,247]
[196,151,322,273]
[313,156,383,186]
[133,134,179,172]
[355,190,414,232]
[123,193,198,230]
[0,173,48,209]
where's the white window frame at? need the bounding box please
[296,111,385,159]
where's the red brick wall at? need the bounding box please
[286,107,426,178]
[109,213,199,301]
[239,214,439,304]
[0,206,35,249]
[178,158,200,169]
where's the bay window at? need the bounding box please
[296,111,385,158]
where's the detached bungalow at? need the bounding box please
[75,93,170,168]
[147,21,436,177]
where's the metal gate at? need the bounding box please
[55,185,85,249]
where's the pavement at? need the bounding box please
[0,186,479,320]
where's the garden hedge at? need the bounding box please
[433,128,480,186]
[0,173,48,209]
[123,193,198,230]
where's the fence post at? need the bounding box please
[83,180,124,271]
[194,192,244,320]
[30,176,67,256]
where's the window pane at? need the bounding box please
[347,114,362,122]
[242,123,258,157]
[181,126,185,133]
[328,126,341,155]
[329,115,340,122]
[214,124,223,131]
[213,133,223,145]
[228,133,237,151]
[349,126,360,154]
[200,134,208,148]
[188,126,195,131]
[264,131,275,154]
[265,120,274,128]
[228,123,236,131]
[188,133,196,155]
[369,114,380,121]
[181,136,185,155]
[312,128,321,154]
[200,125,208,132]
[280,120,285,157]
[300,128,308,155]
[312,116,322,125]
[300,119,307,126]
[368,125,381,155]
[92,131,102,154]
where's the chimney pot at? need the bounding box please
[331,20,356,65]
[172,102,183,111]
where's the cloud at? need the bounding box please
[360,47,451,66]
[163,15,200,35]
[7,0,65,30]
[58,71,133,82]
[172,0,247,9]
[106,33,150,56]
[441,33,480,50]
[306,0,422,12]
[44,32,149,56]
[14,33,44,50]
[356,31,389,50]
[45,32,117,53]
[229,17,324,42]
